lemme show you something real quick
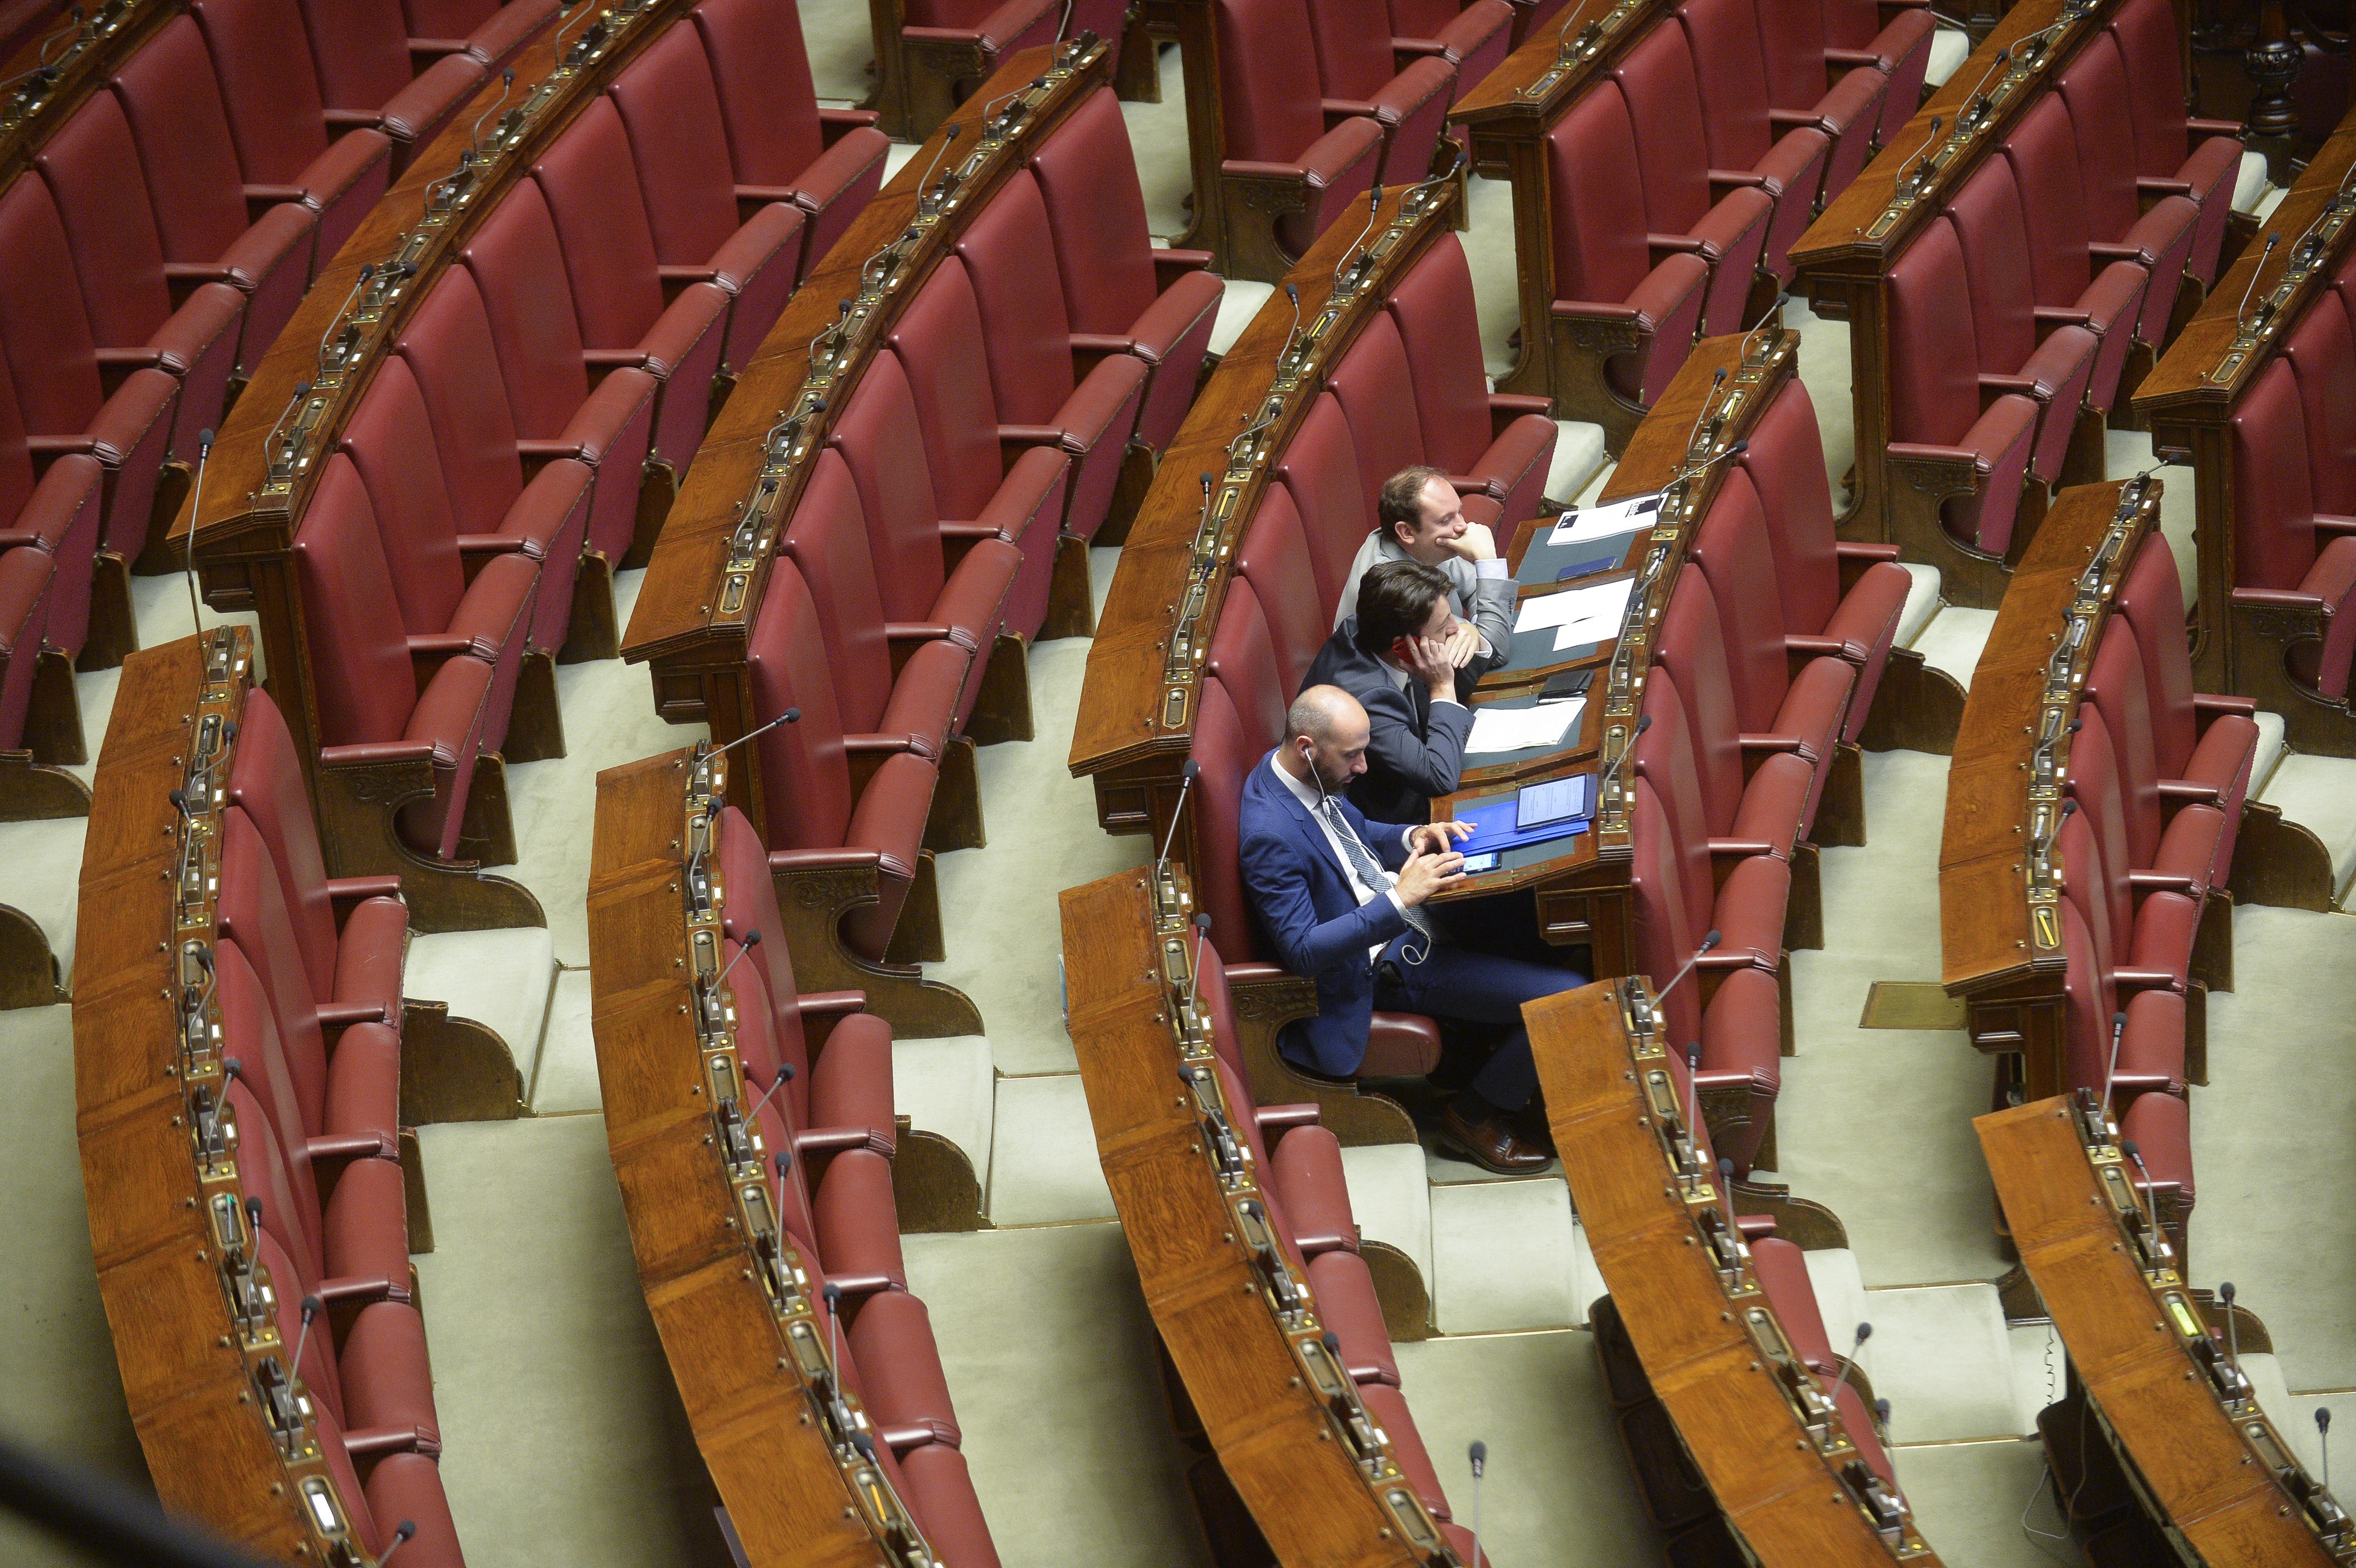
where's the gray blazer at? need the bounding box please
[1332,528,1515,669]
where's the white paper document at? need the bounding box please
[1546,490,1664,546]
[1466,699,1584,754]
[1514,577,1636,650]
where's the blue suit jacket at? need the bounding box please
[1237,750,1417,1076]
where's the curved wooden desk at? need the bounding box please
[1062,863,1464,1567]
[587,743,960,1566]
[1791,0,2137,607]
[2137,107,2356,757]
[180,0,688,935]
[75,626,395,1563]
[0,0,174,188]
[1977,1093,2353,1566]
[1527,977,1945,1566]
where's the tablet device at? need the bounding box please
[1516,774,1593,829]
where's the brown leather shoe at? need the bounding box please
[1437,1104,1553,1175]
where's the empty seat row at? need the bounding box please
[741,88,1220,966]
[711,801,1000,1566]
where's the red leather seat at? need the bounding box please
[2230,360,2356,701]
[2004,94,2196,352]
[2117,1085,2195,1231]
[1386,234,1557,528]
[1208,580,1293,763]
[1924,215,2098,490]
[1545,87,1710,412]
[1741,0,1891,204]
[1309,1249,1402,1386]
[1387,0,1513,102]
[231,1071,411,1300]
[0,544,48,751]
[690,0,890,284]
[2056,890,2184,1115]
[2112,535,2258,879]
[1268,1122,1357,1256]
[1638,643,1815,875]
[811,1145,909,1289]
[894,0,1060,112]
[1671,0,1833,280]
[1738,380,1910,743]
[886,258,1071,643]
[747,560,942,963]
[1884,221,2040,559]
[189,0,393,266]
[402,0,551,63]
[1749,1235,1838,1376]
[846,1287,963,1448]
[293,0,504,170]
[1213,0,1385,262]
[887,1440,1003,1568]
[2080,1,2242,287]
[1819,0,1933,143]
[607,27,809,373]
[256,1231,439,1458]
[1358,1382,1452,1521]
[0,363,104,668]
[1027,87,1224,457]
[0,176,176,573]
[530,99,731,480]
[294,456,505,862]
[357,1449,467,1568]
[1234,492,1332,699]
[2084,621,2230,902]
[1613,26,1779,322]
[952,172,1148,552]
[1301,0,1457,187]
[457,184,662,566]
[1326,317,1458,525]
[1274,392,1377,623]
[2061,712,2201,994]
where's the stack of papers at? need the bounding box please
[1546,490,1663,548]
[1515,577,1637,650]
[1465,698,1584,754]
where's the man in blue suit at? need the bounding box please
[1239,684,1581,1173]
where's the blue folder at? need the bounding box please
[1453,794,1590,855]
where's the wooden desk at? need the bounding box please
[178,0,691,934]
[1791,0,2129,605]
[1062,863,1460,1567]
[1977,1093,2350,1566]
[2137,107,2356,754]
[75,628,387,1562]
[0,0,176,191]
[588,743,946,1567]
[1529,978,1945,1566]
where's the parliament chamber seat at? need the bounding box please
[1385,0,1512,104]
[1647,2,1828,283]
[1611,29,1778,335]
[1298,0,1458,188]
[0,364,104,681]
[2230,355,2356,706]
[298,0,552,166]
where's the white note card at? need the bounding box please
[1513,577,1636,650]
[1546,490,1664,546]
[1466,699,1583,754]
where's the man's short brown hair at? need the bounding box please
[1378,465,1450,538]
[1352,558,1452,656]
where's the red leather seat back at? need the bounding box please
[190,0,332,184]
[0,546,48,749]
[225,687,344,1009]
[1750,0,1830,112]
[888,258,1007,522]
[1386,234,1501,480]
[36,95,176,349]
[341,357,469,638]
[109,18,257,266]
[1885,219,1984,447]
[952,172,1078,424]
[716,802,813,1111]
[392,270,529,537]
[0,176,109,436]
[828,353,948,625]
[1692,471,1798,735]
[220,807,332,1134]
[2108,0,2194,173]
[2056,838,2122,1092]
[2053,37,2144,242]
[1301,0,1401,99]
[1544,89,1664,400]
[293,455,424,748]
[457,182,594,440]
[2114,535,2201,775]
[2282,291,2356,516]
[1026,87,1158,334]
[255,1229,345,1427]
[1213,0,1329,162]
[1739,379,1840,636]
[227,1074,328,1288]
[1654,564,1748,837]
[1631,665,1718,942]
[530,98,668,348]
[1274,393,1371,623]
[2085,619,2167,870]
[296,0,415,112]
[1189,677,1262,965]
[1325,315,1428,520]
[2002,97,2099,309]
[691,0,826,186]
[1613,26,1714,234]
[2060,706,2137,956]
[1630,778,1703,1048]
[1234,488,1328,697]
[608,26,740,267]
[1678,0,1775,169]
[2230,360,2317,590]
[745,560,856,850]
[1944,158,2039,374]
[1207,578,1289,763]
[1189,922,1247,1079]
[780,449,899,737]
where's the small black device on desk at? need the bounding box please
[1538,668,1593,702]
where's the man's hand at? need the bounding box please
[1442,617,1482,668]
[1394,846,1466,906]
[1410,819,1475,857]
[1440,520,1497,562]
[1401,633,1460,700]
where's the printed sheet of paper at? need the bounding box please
[1465,699,1583,755]
[1546,490,1663,547]
[1514,577,1636,649]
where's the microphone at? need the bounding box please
[182,429,214,637]
[1467,1441,1487,1568]
[1682,368,1728,459]
[467,67,516,163]
[1155,759,1201,874]
[1594,713,1651,802]
[317,264,377,381]
[1825,1322,1873,1421]
[1333,184,1386,290]
[1655,929,1723,1010]
[745,1061,796,1127]
[2218,1278,2240,1376]
[1716,1155,1741,1242]
[916,122,963,205]
[2236,233,2280,324]
[377,1520,417,1563]
[1186,912,1211,1015]
[2319,1408,2333,1489]
[290,1294,321,1394]
[2120,1137,2162,1249]
[822,1281,845,1381]
[1684,1045,1706,1175]
[1277,283,1301,364]
[1055,0,1074,39]
[1897,116,1944,195]
[1678,437,1749,484]
[1873,1397,1892,1430]
[1956,47,2010,131]
[691,709,799,793]
[714,930,761,991]
[2100,1010,2127,1124]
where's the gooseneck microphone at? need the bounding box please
[1679,437,1748,483]
[2218,1279,2241,1376]
[377,1519,418,1563]
[691,708,799,793]
[1681,368,1727,457]
[2100,1010,2127,1124]
[1467,1441,1487,1568]
[1593,713,1651,801]
[1187,912,1212,1014]
[745,1060,795,1127]
[823,1281,845,1381]
[1897,116,1944,193]
[2319,1408,2333,1489]
[2236,234,2281,323]
[289,1295,322,1395]
[1825,1322,1873,1420]
[1155,759,1202,874]
[1655,929,1722,1010]
[714,930,761,991]
[183,429,215,637]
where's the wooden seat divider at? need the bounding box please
[1527,976,1944,1566]
[1976,1092,2353,1566]
[588,742,987,1566]
[174,0,699,936]
[2136,107,2356,758]
[1062,860,1465,1566]
[1790,0,2145,610]
[619,38,1109,1039]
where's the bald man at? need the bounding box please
[1236,685,1579,1174]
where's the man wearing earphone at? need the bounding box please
[1238,685,1576,1174]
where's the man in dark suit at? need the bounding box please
[1303,558,1474,822]
[1239,684,1578,1174]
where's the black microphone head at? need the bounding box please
[773,1149,790,1175]
[244,1195,263,1228]
[2112,1010,2128,1031]
[1701,928,1723,951]
[1469,1439,1487,1471]
[1717,1156,1734,1177]
[300,1293,321,1321]
[1193,912,1212,934]
[198,428,214,452]
[1854,1322,1873,1345]
[2319,1408,2333,1433]
[396,1522,417,1542]
[1181,758,1201,783]
[1710,367,1727,387]
[1874,1397,1892,1424]
[823,1281,842,1307]
[292,380,312,399]
[169,786,187,813]
[1322,1331,1341,1352]
[501,66,514,86]
[1726,439,1747,456]
[1199,472,1213,493]
[1369,184,1384,207]
[195,947,213,974]
[743,930,761,948]
[782,707,800,723]
[2119,1138,2141,1161]
[1687,1043,1700,1067]
[778,1063,796,1081]
[1634,714,1652,735]
[2218,1280,2236,1304]
[222,1056,243,1081]
[1286,283,1299,305]
[851,1432,875,1460]
[2060,799,2078,817]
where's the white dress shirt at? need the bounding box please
[1269,753,1415,964]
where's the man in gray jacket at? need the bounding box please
[1333,465,1514,684]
